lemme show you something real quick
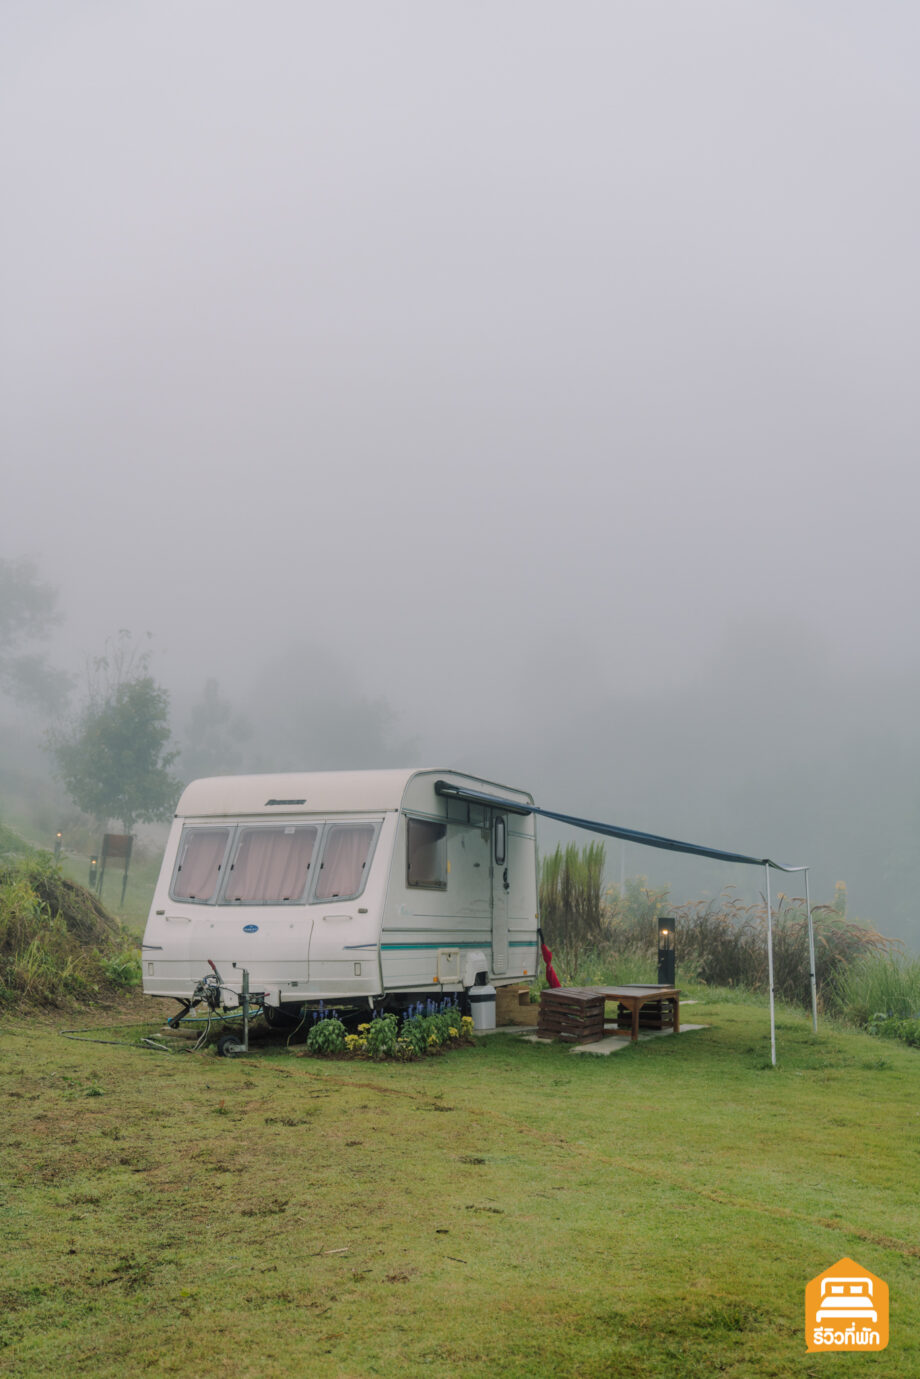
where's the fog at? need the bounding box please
[2,3,919,942]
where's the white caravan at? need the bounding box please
[141,768,538,1019]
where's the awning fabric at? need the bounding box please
[433,780,803,874]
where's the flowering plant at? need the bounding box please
[303,998,475,1059]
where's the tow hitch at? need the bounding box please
[215,966,254,1058]
[185,960,261,1057]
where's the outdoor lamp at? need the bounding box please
[657,916,676,985]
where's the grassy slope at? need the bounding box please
[1,997,918,1378]
[0,804,163,939]
[56,850,162,939]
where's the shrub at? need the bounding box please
[831,952,920,1028]
[399,1015,430,1057]
[305,1017,347,1055]
[868,1015,920,1049]
[364,1013,398,1060]
[0,853,136,1008]
[552,881,895,1015]
[101,952,143,989]
[539,842,607,974]
[671,892,894,1009]
[400,1003,464,1053]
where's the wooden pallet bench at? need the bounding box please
[537,987,607,1043]
[613,993,678,1032]
[538,985,681,1045]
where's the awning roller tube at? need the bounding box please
[433,780,804,872]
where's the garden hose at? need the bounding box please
[60,1000,264,1054]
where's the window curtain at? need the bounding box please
[173,829,229,901]
[225,827,316,903]
[315,824,375,899]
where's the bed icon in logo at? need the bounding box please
[806,1257,888,1352]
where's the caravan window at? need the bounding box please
[171,827,231,902]
[406,817,447,889]
[222,825,317,904]
[314,823,376,900]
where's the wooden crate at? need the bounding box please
[496,984,539,1026]
[615,998,676,1031]
[538,987,606,1044]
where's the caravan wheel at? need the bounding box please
[263,1004,303,1031]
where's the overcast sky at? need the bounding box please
[3,3,919,934]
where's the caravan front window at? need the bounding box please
[314,823,376,900]
[171,827,231,902]
[222,825,317,904]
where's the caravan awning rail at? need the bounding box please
[433,779,803,873]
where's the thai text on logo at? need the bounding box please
[805,1257,888,1353]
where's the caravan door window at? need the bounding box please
[171,827,231,902]
[222,825,317,904]
[314,823,377,900]
[493,815,507,866]
[406,817,447,889]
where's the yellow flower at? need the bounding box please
[357,1023,370,1033]
[449,1027,459,1039]
[427,1033,439,1046]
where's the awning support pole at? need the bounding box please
[805,867,818,1033]
[765,864,776,1067]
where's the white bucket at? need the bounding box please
[468,984,496,1032]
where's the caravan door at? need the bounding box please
[491,812,509,975]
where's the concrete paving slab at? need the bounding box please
[475,1024,540,1036]
[573,1023,709,1054]
[517,1023,709,1054]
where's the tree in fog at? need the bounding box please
[0,556,71,715]
[243,643,415,772]
[48,631,180,831]
[180,678,253,781]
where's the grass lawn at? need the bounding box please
[1,993,918,1377]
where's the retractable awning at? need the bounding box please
[434,777,816,1064]
[434,780,803,871]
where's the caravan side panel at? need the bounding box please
[379,771,539,992]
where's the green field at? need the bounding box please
[2,994,917,1377]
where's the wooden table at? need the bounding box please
[598,986,680,1043]
[538,985,681,1045]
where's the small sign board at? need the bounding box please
[102,833,133,859]
[97,833,134,905]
